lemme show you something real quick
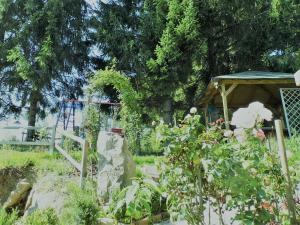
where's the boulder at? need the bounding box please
[23,173,69,216]
[0,167,34,205]
[97,131,136,201]
[3,178,32,209]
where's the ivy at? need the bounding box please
[89,68,142,152]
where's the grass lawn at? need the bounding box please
[133,155,164,166]
[0,146,76,175]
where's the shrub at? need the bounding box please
[0,208,18,225]
[24,208,59,225]
[159,105,293,224]
[61,182,101,225]
[109,178,165,223]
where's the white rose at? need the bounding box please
[248,101,264,112]
[190,107,197,114]
[231,108,256,128]
[258,108,273,122]
[248,101,273,122]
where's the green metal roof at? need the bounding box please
[213,71,293,81]
[199,71,296,107]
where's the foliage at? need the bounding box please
[23,208,59,225]
[109,178,165,223]
[0,0,89,126]
[83,103,101,150]
[61,182,101,225]
[62,135,80,152]
[158,110,293,224]
[89,68,142,153]
[140,126,163,155]
[0,208,18,225]
[90,0,300,123]
[37,128,50,141]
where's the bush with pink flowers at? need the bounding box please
[158,102,299,224]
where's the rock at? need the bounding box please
[97,217,117,225]
[3,178,32,209]
[97,131,136,201]
[23,173,69,216]
[0,166,34,205]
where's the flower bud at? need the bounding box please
[190,107,197,114]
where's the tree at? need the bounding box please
[0,0,89,139]
[91,0,300,123]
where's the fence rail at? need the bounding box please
[0,125,89,188]
[55,130,89,188]
[0,126,55,152]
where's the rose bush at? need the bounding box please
[158,103,298,224]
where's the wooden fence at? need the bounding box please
[0,126,89,188]
[55,130,89,188]
[0,126,56,152]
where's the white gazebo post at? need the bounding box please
[219,83,238,130]
[294,69,300,86]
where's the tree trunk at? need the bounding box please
[26,90,40,141]
[162,97,173,125]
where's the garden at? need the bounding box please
[1,0,300,224]
[0,68,299,225]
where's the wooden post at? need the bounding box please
[50,126,56,154]
[221,84,230,130]
[80,139,89,189]
[275,120,297,224]
[204,104,209,128]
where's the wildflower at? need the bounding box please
[151,121,156,126]
[190,107,197,114]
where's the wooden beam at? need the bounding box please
[204,104,209,127]
[0,126,53,130]
[55,143,81,171]
[225,84,238,97]
[0,141,51,146]
[80,140,89,189]
[275,120,297,224]
[220,84,230,129]
[57,130,85,145]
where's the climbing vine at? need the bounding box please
[89,68,141,152]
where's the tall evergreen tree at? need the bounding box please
[0,0,89,139]
[91,0,300,122]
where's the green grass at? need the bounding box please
[133,155,164,166]
[0,150,50,169]
[0,147,76,175]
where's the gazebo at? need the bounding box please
[199,71,296,129]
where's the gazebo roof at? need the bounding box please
[199,71,295,108]
[213,71,293,82]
